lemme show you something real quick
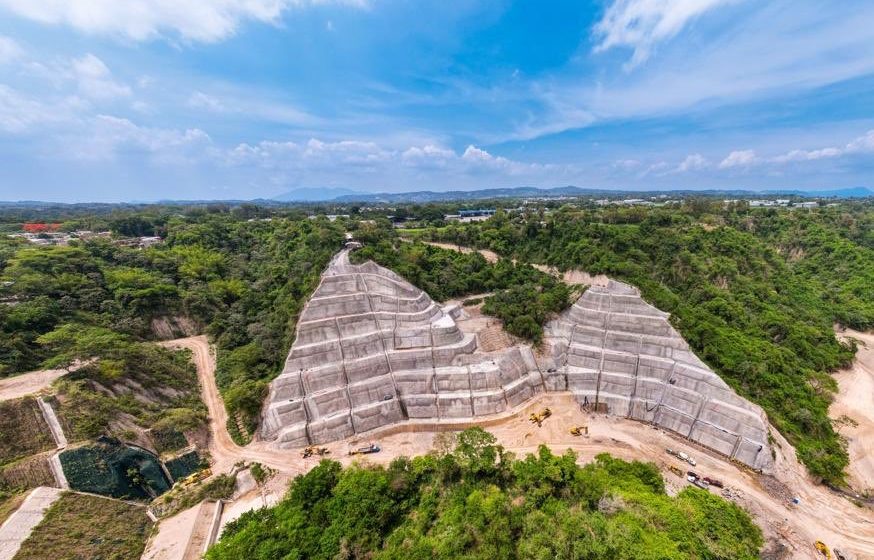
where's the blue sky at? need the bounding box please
[0,0,873,202]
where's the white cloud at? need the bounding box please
[513,3,874,143]
[0,35,22,64]
[846,129,874,154]
[188,91,226,112]
[227,138,556,182]
[676,153,708,172]
[718,149,757,169]
[772,147,841,163]
[770,129,874,163]
[0,0,367,43]
[594,0,736,69]
[71,54,131,100]
[67,115,210,161]
[0,85,50,132]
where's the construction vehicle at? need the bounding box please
[833,548,847,560]
[678,451,697,466]
[702,476,724,488]
[569,425,588,436]
[301,446,330,458]
[814,541,831,559]
[668,465,683,477]
[528,408,552,427]
[349,443,381,456]
[180,468,211,487]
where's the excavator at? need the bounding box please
[814,540,831,559]
[528,407,552,427]
[569,425,588,436]
[301,446,330,458]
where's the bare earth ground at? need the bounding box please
[140,503,202,560]
[144,335,874,560]
[832,328,874,493]
[418,240,610,286]
[0,368,66,402]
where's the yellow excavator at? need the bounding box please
[569,425,588,436]
[814,540,831,559]
[528,408,552,427]
[301,446,330,458]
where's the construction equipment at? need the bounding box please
[180,468,211,487]
[302,446,330,458]
[569,425,588,436]
[678,451,697,466]
[702,476,724,488]
[833,548,847,560]
[349,443,381,456]
[814,541,831,559]
[668,465,683,477]
[528,408,552,427]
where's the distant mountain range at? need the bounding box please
[273,185,874,203]
[1,186,870,207]
[273,187,362,202]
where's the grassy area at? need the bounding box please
[13,492,153,560]
[0,397,54,466]
[0,490,27,526]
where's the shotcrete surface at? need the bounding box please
[262,249,771,472]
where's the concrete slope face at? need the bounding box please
[261,249,544,448]
[541,280,773,471]
[262,250,772,472]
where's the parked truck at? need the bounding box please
[349,443,381,456]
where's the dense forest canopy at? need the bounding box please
[0,211,345,442]
[207,428,763,560]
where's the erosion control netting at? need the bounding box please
[150,426,188,455]
[164,449,201,482]
[60,437,171,499]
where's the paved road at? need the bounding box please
[0,487,63,560]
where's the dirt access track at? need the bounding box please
[167,334,874,560]
[0,368,66,402]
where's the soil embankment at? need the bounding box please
[832,329,874,493]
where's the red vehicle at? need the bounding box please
[702,476,724,488]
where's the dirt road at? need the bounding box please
[168,332,874,560]
[0,368,66,402]
[832,329,874,493]
[416,240,609,286]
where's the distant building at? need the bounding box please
[458,209,496,218]
[445,209,496,223]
